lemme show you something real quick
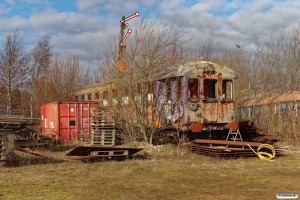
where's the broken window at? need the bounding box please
[204,79,217,99]
[222,80,233,102]
[166,80,172,101]
[94,92,99,100]
[87,94,92,101]
[188,78,199,101]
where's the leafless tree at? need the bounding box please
[0,30,29,115]
[26,37,51,117]
[99,18,192,144]
[40,52,91,102]
[199,35,216,61]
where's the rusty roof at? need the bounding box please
[239,91,300,107]
[160,60,236,79]
[271,91,300,104]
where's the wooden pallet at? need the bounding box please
[0,132,15,167]
[0,134,8,164]
[90,110,116,146]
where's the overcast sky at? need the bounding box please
[1,0,300,67]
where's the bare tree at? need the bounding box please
[199,35,216,61]
[0,30,29,115]
[27,37,51,117]
[99,18,192,144]
[40,52,91,102]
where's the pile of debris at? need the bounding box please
[187,139,287,158]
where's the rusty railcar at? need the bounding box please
[153,60,236,138]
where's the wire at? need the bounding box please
[248,144,276,161]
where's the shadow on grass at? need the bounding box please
[13,155,66,167]
[48,144,78,152]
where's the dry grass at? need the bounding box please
[0,144,300,200]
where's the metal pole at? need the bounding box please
[119,16,126,67]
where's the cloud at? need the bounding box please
[1,0,300,68]
[0,16,28,32]
[28,9,105,35]
[155,0,300,51]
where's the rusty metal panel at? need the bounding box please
[66,146,143,161]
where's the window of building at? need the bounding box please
[103,90,108,107]
[222,80,233,102]
[204,79,217,99]
[146,82,153,103]
[74,96,78,101]
[188,78,199,101]
[122,89,129,105]
[112,89,118,105]
[80,94,85,101]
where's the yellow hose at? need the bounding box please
[247,144,276,161]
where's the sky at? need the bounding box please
[1,0,300,67]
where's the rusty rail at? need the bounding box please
[14,146,42,156]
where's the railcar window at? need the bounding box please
[94,92,99,100]
[204,79,217,99]
[103,90,108,107]
[87,94,92,101]
[188,78,199,100]
[222,80,233,101]
[166,79,172,101]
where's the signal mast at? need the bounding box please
[118,12,140,71]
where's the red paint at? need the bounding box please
[40,102,98,142]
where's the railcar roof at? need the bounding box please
[159,60,236,79]
[239,91,300,107]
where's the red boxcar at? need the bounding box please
[40,102,98,142]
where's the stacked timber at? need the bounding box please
[90,110,116,146]
[0,133,7,166]
[0,132,15,167]
[187,139,286,158]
